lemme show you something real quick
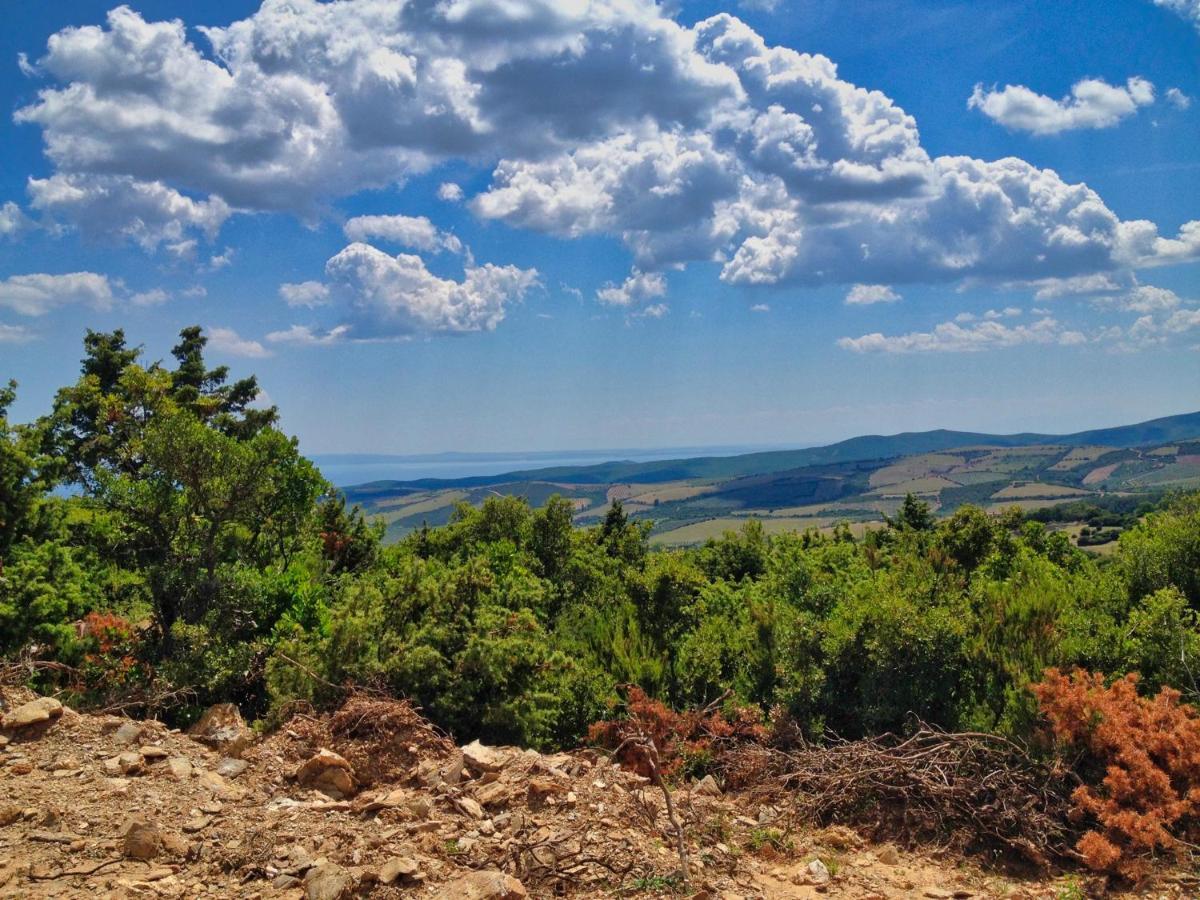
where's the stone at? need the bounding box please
[295,749,356,799]
[807,859,830,885]
[4,697,63,730]
[160,833,191,856]
[527,778,568,803]
[116,751,145,775]
[216,757,248,778]
[462,740,505,773]
[114,722,142,745]
[167,757,193,779]
[432,870,527,900]
[140,746,169,761]
[455,797,485,820]
[877,845,900,866]
[0,805,20,826]
[378,856,420,885]
[304,863,354,900]
[692,774,722,797]
[120,816,161,860]
[187,703,252,757]
[475,781,513,808]
[273,874,302,889]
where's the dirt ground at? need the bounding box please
[0,691,1189,899]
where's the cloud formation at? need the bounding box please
[0,272,116,316]
[0,324,33,343]
[839,316,1087,353]
[596,269,667,307]
[343,214,462,253]
[279,281,331,308]
[845,284,900,305]
[318,242,538,336]
[11,1,1199,305]
[207,326,272,358]
[968,77,1155,135]
[1153,0,1200,32]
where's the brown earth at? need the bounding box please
[0,690,1185,899]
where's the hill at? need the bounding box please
[339,411,1200,544]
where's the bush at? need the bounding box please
[1033,668,1200,879]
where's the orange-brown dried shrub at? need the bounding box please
[587,686,767,779]
[1032,667,1200,879]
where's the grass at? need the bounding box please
[622,874,684,895]
[745,826,794,855]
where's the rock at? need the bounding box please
[167,757,193,779]
[198,769,246,800]
[187,703,252,757]
[462,740,505,773]
[475,781,513,808]
[433,870,527,900]
[304,863,354,900]
[117,751,145,775]
[877,845,900,866]
[120,816,161,860]
[182,816,212,833]
[455,796,485,820]
[216,757,248,778]
[378,856,420,885]
[0,805,21,826]
[114,722,142,745]
[273,874,302,889]
[692,774,722,797]
[807,859,830,885]
[140,746,169,761]
[160,832,191,856]
[295,749,356,799]
[527,778,568,803]
[4,697,63,730]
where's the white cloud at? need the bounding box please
[740,0,781,10]
[635,303,670,319]
[969,77,1155,135]
[0,272,116,316]
[438,182,465,202]
[130,288,170,307]
[983,306,1022,319]
[279,281,331,308]
[845,284,900,305]
[323,242,538,335]
[0,324,33,343]
[1166,87,1192,110]
[27,174,229,253]
[265,324,351,346]
[751,303,770,312]
[596,269,668,307]
[839,316,1086,353]
[0,202,32,240]
[1153,0,1200,32]
[11,2,1198,297]
[207,247,235,271]
[1105,284,1183,313]
[343,215,462,254]
[207,326,271,358]
[181,285,207,298]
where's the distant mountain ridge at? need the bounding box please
[342,410,1200,499]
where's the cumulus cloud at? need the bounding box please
[634,303,670,319]
[845,284,900,305]
[343,214,462,253]
[438,182,465,202]
[1104,284,1183,313]
[11,1,1199,296]
[0,202,32,240]
[1165,87,1192,110]
[0,272,116,316]
[751,303,770,312]
[207,326,272,358]
[596,269,668,307]
[27,174,230,253]
[279,281,331,308]
[323,242,538,335]
[839,315,1087,353]
[1153,0,1200,32]
[968,77,1155,135]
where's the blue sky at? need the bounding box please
[0,0,1197,455]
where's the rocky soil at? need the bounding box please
[0,690,1185,899]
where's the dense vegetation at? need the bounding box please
[4,329,1200,764]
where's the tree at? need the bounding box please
[892,493,934,532]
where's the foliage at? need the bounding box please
[1033,668,1200,879]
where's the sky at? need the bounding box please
[0,0,1198,456]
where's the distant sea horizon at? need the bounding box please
[310,444,799,487]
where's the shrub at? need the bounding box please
[1032,668,1200,879]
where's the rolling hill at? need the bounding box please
[337,410,1200,544]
